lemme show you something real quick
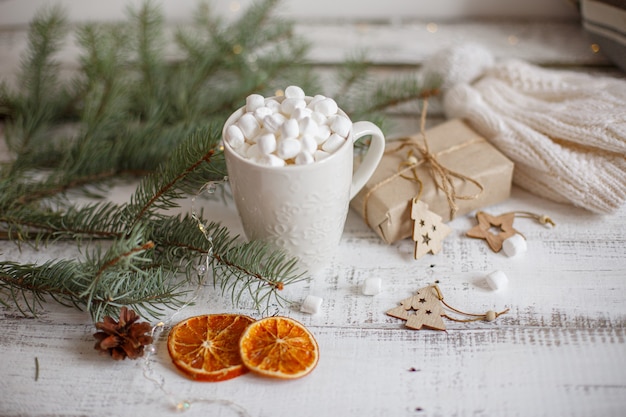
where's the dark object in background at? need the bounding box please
[581,0,626,72]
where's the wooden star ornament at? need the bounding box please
[411,199,452,260]
[466,211,519,252]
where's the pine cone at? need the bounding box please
[93,307,154,360]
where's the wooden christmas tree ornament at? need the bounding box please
[386,284,509,331]
[411,199,452,260]
[386,285,446,330]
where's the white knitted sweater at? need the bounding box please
[423,44,626,214]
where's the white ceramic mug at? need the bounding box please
[222,97,385,272]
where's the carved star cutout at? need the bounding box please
[466,211,518,252]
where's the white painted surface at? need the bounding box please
[1,3,625,417]
[1,188,625,417]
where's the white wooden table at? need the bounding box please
[1,3,625,416]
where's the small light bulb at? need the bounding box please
[426,22,438,33]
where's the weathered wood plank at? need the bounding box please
[1,5,625,417]
[1,312,624,417]
[0,19,613,85]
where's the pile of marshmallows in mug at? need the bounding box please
[224,86,351,166]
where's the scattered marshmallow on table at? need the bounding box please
[300,295,323,314]
[502,234,527,257]
[226,86,352,167]
[485,270,508,291]
[362,277,382,295]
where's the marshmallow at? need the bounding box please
[246,94,265,112]
[502,234,527,257]
[224,125,245,148]
[307,94,326,109]
[292,107,312,120]
[285,85,305,99]
[362,277,382,295]
[253,106,274,123]
[314,150,331,162]
[234,142,250,158]
[314,98,338,116]
[263,113,287,134]
[300,295,323,314]
[253,153,286,167]
[295,151,315,165]
[265,99,281,112]
[257,133,277,154]
[246,143,261,159]
[300,135,318,154]
[314,125,331,145]
[310,111,327,126]
[330,115,351,137]
[299,117,319,137]
[237,113,260,139]
[280,118,299,138]
[280,98,306,115]
[322,133,346,153]
[485,270,508,291]
[230,88,356,167]
[277,138,302,160]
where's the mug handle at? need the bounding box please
[349,121,385,200]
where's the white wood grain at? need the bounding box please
[1,4,625,417]
[1,187,625,417]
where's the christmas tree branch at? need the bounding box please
[126,148,217,231]
[0,0,438,323]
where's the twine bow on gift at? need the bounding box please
[363,98,484,227]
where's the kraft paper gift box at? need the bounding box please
[351,119,514,244]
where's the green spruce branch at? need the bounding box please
[0,0,440,323]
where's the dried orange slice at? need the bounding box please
[239,316,319,379]
[167,314,255,382]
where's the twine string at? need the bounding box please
[507,210,556,227]
[362,98,484,228]
[432,284,509,323]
